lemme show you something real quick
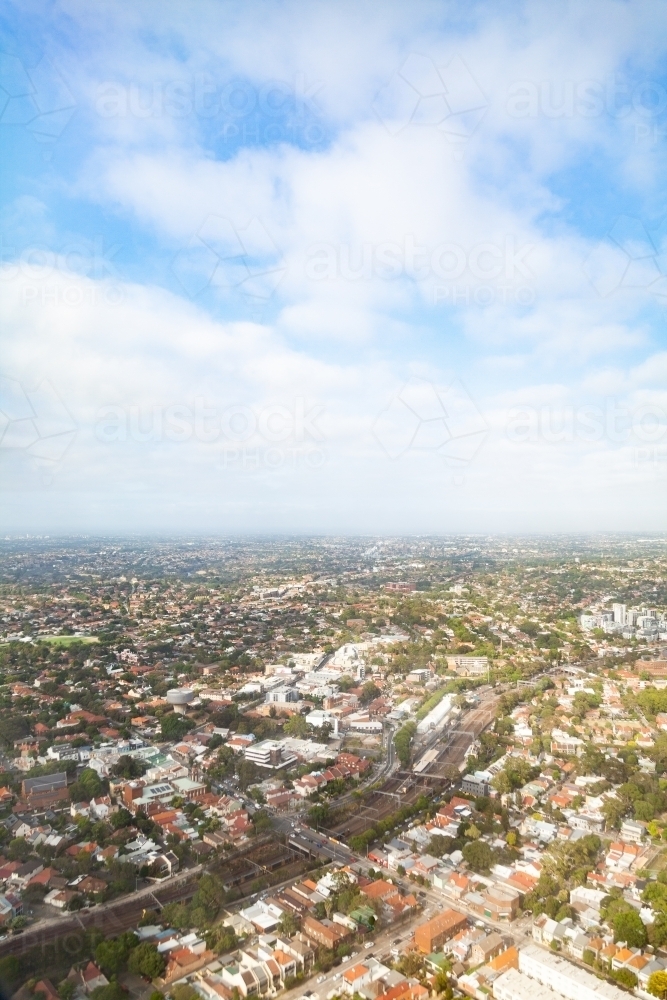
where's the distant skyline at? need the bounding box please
[1,1,667,533]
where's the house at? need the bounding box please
[45,889,79,909]
[57,710,106,728]
[164,946,216,983]
[605,840,640,870]
[89,795,114,820]
[470,933,504,966]
[342,963,372,994]
[33,980,60,1000]
[9,858,44,890]
[302,915,352,949]
[95,845,119,863]
[151,851,180,877]
[438,871,470,900]
[361,879,398,902]
[26,867,59,889]
[0,860,22,881]
[76,875,107,895]
[0,892,23,924]
[620,819,646,844]
[81,962,109,994]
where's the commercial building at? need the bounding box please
[413,909,467,953]
[461,772,491,796]
[265,687,300,703]
[446,656,489,676]
[244,740,298,770]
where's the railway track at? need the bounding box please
[326,697,499,840]
[0,837,303,961]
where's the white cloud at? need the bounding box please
[3,0,667,530]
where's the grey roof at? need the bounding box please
[23,772,68,793]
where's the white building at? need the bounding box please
[244,740,298,770]
[446,655,489,676]
[514,944,629,1000]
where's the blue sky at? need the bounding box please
[1,0,667,534]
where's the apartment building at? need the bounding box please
[414,909,468,953]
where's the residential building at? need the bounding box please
[413,909,468,953]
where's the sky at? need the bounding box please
[1,0,667,535]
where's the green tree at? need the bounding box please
[171,987,199,1000]
[127,942,165,980]
[7,837,30,861]
[89,985,126,1000]
[58,981,76,1000]
[462,840,494,873]
[237,759,261,791]
[308,803,329,828]
[611,908,647,948]
[283,714,309,738]
[434,969,453,999]
[278,911,299,935]
[160,712,195,740]
[648,970,667,998]
[613,969,638,989]
[111,807,133,829]
[360,682,381,705]
[111,755,146,779]
[0,958,21,995]
[394,722,417,768]
[191,873,225,923]
[95,932,138,975]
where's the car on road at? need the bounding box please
[364,941,375,949]
[316,976,326,984]
[333,973,342,981]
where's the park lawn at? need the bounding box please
[37,635,100,646]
